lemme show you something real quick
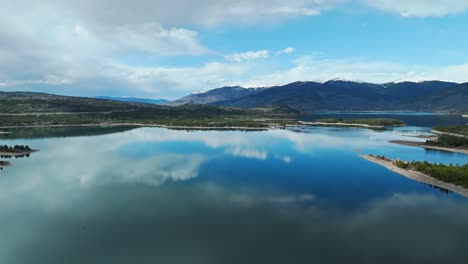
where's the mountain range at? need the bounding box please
[171,80,468,113]
[95,96,169,105]
[1,80,467,114]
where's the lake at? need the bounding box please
[1,116,467,263]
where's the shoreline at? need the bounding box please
[431,130,468,139]
[389,140,468,154]
[298,121,385,129]
[360,154,468,198]
[401,134,438,140]
[0,123,276,131]
[0,149,39,157]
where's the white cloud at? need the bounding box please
[0,0,338,97]
[239,56,468,87]
[363,0,468,17]
[1,0,468,98]
[43,0,331,27]
[227,50,270,62]
[113,23,208,56]
[278,47,296,55]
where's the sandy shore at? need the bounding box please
[361,154,468,198]
[298,121,385,129]
[401,134,438,140]
[389,140,468,154]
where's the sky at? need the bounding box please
[1,0,468,99]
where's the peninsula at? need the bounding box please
[390,126,468,154]
[361,154,468,198]
[300,118,406,129]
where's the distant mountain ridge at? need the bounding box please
[170,86,263,106]
[172,80,467,112]
[0,91,161,113]
[95,96,169,105]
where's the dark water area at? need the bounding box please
[0,118,467,263]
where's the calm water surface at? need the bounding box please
[1,118,467,263]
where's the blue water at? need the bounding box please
[0,124,467,263]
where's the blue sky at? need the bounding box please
[1,0,468,99]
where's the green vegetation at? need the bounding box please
[369,154,391,161]
[0,145,32,153]
[0,105,298,128]
[426,134,468,148]
[0,145,33,159]
[317,118,406,127]
[394,160,468,188]
[434,125,468,137]
[0,92,155,113]
[370,154,468,188]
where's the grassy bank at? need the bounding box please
[362,154,468,197]
[394,160,468,188]
[317,118,406,127]
[433,126,468,137]
[426,134,468,148]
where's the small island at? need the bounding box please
[300,118,406,129]
[0,145,38,157]
[0,145,38,171]
[361,154,468,198]
[390,125,468,154]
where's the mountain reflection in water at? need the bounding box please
[0,124,467,264]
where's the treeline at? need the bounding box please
[434,126,468,137]
[369,154,392,161]
[0,145,32,152]
[426,134,468,148]
[0,105,297,128]
[395,160,468,188]
[318,118,406,126]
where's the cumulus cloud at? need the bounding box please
[1,0,468,98]
[0,3,208,96]
[227,50,270,62]
[240,56,468,87]
[363,0,468,17]
[42,0,330,27]
[0,0,338,97]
